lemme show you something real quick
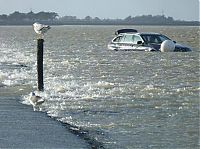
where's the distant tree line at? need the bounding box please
[0,11,58,25]
[0,11,199,26]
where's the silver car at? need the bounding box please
[108,29,192,52]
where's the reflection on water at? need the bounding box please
[0,25,199,148]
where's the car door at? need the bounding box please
[119,34,145,50]
[118,34,135,49]
[110,35,124,49]
[131,35,147,51]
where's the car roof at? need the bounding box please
[115,29,138,35]
[119,32,161,35]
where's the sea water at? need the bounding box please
[0,25,199,148]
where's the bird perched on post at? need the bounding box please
[33,22,51,39]
[29,92,45,111]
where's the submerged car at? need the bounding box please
[108,29,192,52]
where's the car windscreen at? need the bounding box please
[141,34,170,44]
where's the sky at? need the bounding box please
[0,0,199,21]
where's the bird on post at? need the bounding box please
[33,22,51,39]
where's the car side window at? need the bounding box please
[113,35,123,43]
[132,35,143,44]
[149,36,161,43]
[121,34,133,43]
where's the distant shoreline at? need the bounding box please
[0,20,199,26]
[0,11,199,26]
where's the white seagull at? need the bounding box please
[29,92,45,111]
[33,22,51,38]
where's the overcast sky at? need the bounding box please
[0,0,199,21]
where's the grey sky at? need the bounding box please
[0,0,199,21]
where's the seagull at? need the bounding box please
[29,92,45,111]
[33,22,51,39]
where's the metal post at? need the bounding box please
[37,39,44,91]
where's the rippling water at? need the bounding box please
[0,25,199,148]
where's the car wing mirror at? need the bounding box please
[137,41,143,45]
[173,41,176,44]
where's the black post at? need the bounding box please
[37,39,44,91]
